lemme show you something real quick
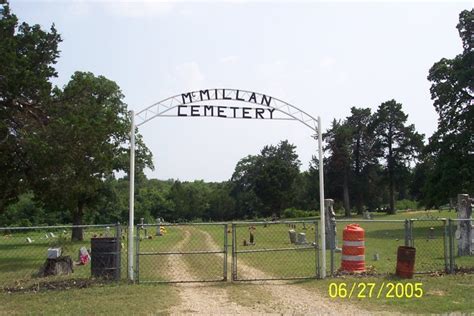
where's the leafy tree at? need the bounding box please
[230,155,263,218]
[27,72,153,240]
[0,3,61,211]
[345,107,378,214]
[254,140,301,216]
[231,140,301,218]
[205,182,236,221]
[424,9,473,206]
[371,100,424,214]
[324,120,352,216]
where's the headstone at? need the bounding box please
[457,194,472,256]
[26,237,33,243]
[40,256,73,277]
[325,199,337,250]
[47,248,62,259]
[288,229,296,244]
[296,232,307,244]
[156,217,162,236]
[428,227,435,239]
[49,232,56,238]
[45,234,49,239]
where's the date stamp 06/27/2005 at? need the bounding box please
[328,282,424,299]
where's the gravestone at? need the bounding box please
[40,256,74,277]
[296,232,307,244]
[325,199,338,250]
[456,194,472,256]
[288,229,296,244]
[156,217,163,236]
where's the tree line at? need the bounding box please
[1,3,472,238]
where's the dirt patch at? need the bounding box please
[3,278,103,294]
[168,228,256,315]
[199,229,370,314]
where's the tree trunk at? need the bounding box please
[388,148,395,215]
[343,171,351,217]
[355,138,363,215]
[72,201,84,241]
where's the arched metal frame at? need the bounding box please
[128,89,326,280]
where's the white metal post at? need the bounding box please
[318,116,326,278]
[128,110,136,281]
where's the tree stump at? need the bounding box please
[40,256,74,277]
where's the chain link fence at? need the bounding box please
[329,220,406,276]
[135,223,227,283]
[0,224,126,289]
[232,220,319,281]
[0,218,472,287]
[329,218,473,276]
[408,219,448,273]
[449,219,474,273]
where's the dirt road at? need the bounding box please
[166,227,368,315]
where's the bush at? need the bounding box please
[395,199,419,211]
[282,208,317,219]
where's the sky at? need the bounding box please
[11,0,472,182]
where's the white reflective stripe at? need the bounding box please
[343,240,365,246]
[342,255,365,261]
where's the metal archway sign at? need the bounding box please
[128,88,326,280]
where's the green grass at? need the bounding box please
[298,274,474,313]
[233,221,319,279]
[0,283,179,315]
[0,227,129,287]
[0,211,472,314]
[137,224,226,282]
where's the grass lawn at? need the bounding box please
[0,226,130,287]
[137,224,227,282]
[0,283,179,315]
[298,274,474,313]
[0,210,472,314]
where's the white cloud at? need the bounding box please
[319,56,336,69]
[174,62,205,91]
[103,1,175,18]
[219,55,239,64]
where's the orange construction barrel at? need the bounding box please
[396,246,416,278]
[341,224,366,272]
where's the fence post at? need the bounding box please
[448,219,455,273]
[315,220,320,278]
[231,223,237,281]
[443,219,448,273]
[224,224,228,281]
[409,219,414,247]
[115,222,121,281]
[135,225,140,284]
[404,219,410,247]
[330,219,335,276]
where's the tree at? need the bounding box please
[230,155,264,218]
[371,100,424,214]
[324,120,352,216]
[424,9,473,206]
[254,140,301,216]
[27,72,152,240]
[345,107,378,214]
[230,140,301,218]
[0,3,61,211]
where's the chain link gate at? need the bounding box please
[135,223,228,283]
[232,220,320,281]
